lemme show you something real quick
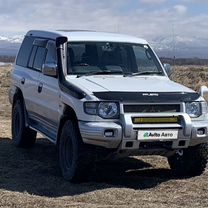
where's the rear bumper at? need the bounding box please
[79,113,208,150]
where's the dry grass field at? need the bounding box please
[0,65,208,207]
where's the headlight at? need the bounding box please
[98,102,119,119]
[185,102,201,118]
[84,102,119,119]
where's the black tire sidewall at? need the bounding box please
[12,100,25,146]
[168,144,208,177]
[59,120,79,181]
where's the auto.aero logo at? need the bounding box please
[143,132,161,138]
[143,132,149,138]
[143,132,174,138]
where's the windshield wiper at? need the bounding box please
[77,70,123,78]
[125,71,163,77]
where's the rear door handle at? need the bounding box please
[21,78,25,85]
[38,83,43,93]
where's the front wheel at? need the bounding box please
[59,120,94,182]
[12,100,37,148]
[168,143,208,177]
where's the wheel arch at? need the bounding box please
[12,87,30,127]
[56,104,79,146]
[12,87,24,107]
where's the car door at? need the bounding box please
[35,40,60,140]
[15,36,42,120]
[24,39,48,125]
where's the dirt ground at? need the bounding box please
[0,65,208,208]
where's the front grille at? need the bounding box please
[123,104,180,113]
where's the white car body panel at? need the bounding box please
[37,74,60,126]
[66,75,195,93]
[27,30,148,45]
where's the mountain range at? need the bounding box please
[0,34,207,59]
[150,36,208,59]
[0,35,23,56]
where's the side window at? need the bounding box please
[45,41,57,64]
[33,47,47,71]
[28,46,37,68]
[16,36,35,67]
[27,38,48,71]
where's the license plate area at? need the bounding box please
[137,129,178,141]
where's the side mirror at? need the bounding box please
[163,63,172,77]
[199,86,208,101]
[42,63,57,77]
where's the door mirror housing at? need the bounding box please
[163,63,172,77]
[42,63,57,77]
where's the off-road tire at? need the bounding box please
[12,100,37,148]
[168,143,208,177]
[59,120,94,182]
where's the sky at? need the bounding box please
[0,0,207,37]
[0,0,208,57]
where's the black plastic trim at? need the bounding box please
[124,104,180,113]
[28,112,57,142]
[56,36,86,99]
[93,91,200,103]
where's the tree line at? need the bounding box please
[0,55,208,66]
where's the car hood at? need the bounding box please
[66,75,194,94]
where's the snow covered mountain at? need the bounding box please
[150,36,208,59]
[0,34,207,58]
[0,35,23,56]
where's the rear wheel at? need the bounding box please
[59,120,94,182]
[12,100,37,148]
[168,143,208,177]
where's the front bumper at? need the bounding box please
[79,113,208,150]
[79,121,122,148]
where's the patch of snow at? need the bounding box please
[0,62,12,66]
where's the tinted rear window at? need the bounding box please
[28,46,38,68]
[33,47,47,71]
[16,36,35,67]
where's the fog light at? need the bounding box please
[104,130,115,137]
[197,128,205,135]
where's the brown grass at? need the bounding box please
[0,65,208,207]
[171,65,208,91]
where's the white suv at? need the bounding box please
[9,30,208,182]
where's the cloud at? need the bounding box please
[173,5,187,14]
[0,0,207,57]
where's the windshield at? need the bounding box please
[67,42,164,76]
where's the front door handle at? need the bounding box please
[38,83,43,93]
[21,77,25,85]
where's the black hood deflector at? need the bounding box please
[93,91,200,103]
